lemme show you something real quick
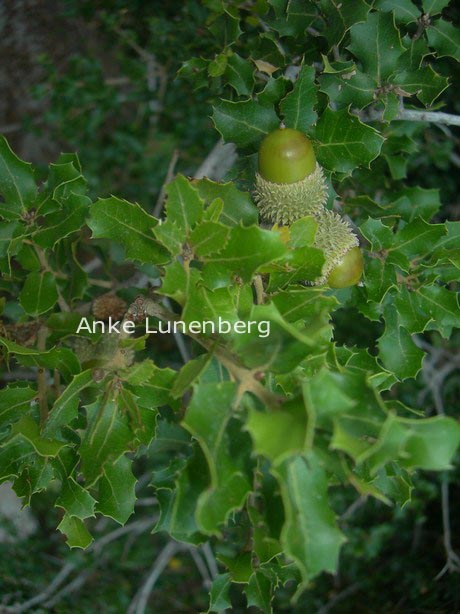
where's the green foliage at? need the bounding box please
[2,1,460,611]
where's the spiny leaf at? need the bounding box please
[165,175,204,233]
[348,11,405,83]
[19,271,59,316]
[203,225,287,282]
[224,53,254,96]
[10,416,68,457]
[55,476,97,520]
[427,18,460,61]
[314,108,384,175]
[378,305,425,380]
[57,514,93,549]
[79,394,134,486]
[88,196,169,264]
[319,0,371,46]
[193,179,258,227]
[274,452,345,585]
[0,386,36,429]
[182,382,252,535]
[212,100,279,149]
[96,455,137,524]
[375,0,420,23]
[44,370,95,437]
[0,135,37,218]
[280,64,317,131]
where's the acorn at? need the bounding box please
[313,209,363,288]
[253,127,328,225]
[92,293,127,321]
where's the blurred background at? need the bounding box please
[1,1,460,612]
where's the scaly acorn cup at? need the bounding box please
[253,127,328,225]
[313,209,363,288]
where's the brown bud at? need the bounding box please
[92,293,127,321]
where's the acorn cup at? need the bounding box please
[253,127,328,225]
[254,126,364,289]
[312,209,363,288]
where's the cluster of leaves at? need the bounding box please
[1,0,460,611]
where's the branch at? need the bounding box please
[193,139,237,180]
[316,582,362,614]
[8,518,156,612]
[435,475,460,579]
[128,541,180,614]
[89,518,155,554]
[363,107,460,127]
[126,296,283,409]
[418,338,460,578]
[37,326,49,427]
[161,297,191,362]
[253,275,265,305]
[187,547,212,588]
[43,570,92,609]
[153,149,180,218]
[8,562,76,612]
[202,542,219,579]
[340,496,367,522]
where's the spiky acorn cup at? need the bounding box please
[313,209,363,288]
[253,127,328,225]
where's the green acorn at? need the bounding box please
[313,209,363,288]
[253,127,328,225]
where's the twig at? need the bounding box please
[316,582,362,614]
[188,547,212,588]
[129,296,282,409]
[363,107,460,127]
[0,119,44,135]
[193,139,237,180]
[435,475,460,579]
[37,326,48,427]
[128,541,180,614]
[162,297,191,362]
[253,275,265,305]
[53,368,60,396]
[418,338,460,578]
[8,518,156,612]
[307,26,320,37]
[153,149,180,218]
[135,497,158,507]
[88,277,113,288]
[42,570,92,609]
[89,518,155,554]
[8,562,76,612]
[340,496,367,522]
[113,25,167,127]
[113,25,152,62]
[202,542,219,579]
[83,257,104,274]
[0,370,37,381]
